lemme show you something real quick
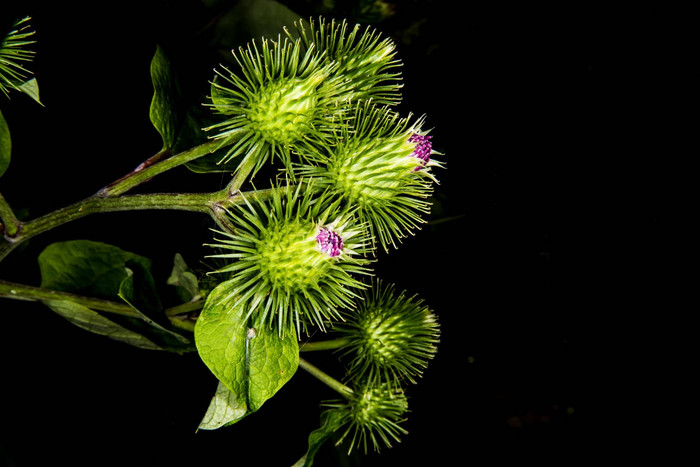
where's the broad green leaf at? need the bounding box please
[167,253,200,303]
[198,380,248,430]
[293,408,346,467]
[44,299,164,351]
[18,78,42,106]
[195,281,299,421]
[149,45,181,149]
[0,108,9,178]
[38,240,194,352]
[38,240,155,301]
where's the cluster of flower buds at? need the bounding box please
[200,16,443,454]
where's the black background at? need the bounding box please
[0,1,675,465]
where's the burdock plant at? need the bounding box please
[1,10,444,465]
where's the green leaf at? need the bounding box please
[198,380,248,430]
[149,45,181,149]
[118,266,191,348]
[194,281,299,422]
[38,240,155,301]
[166,253,200,303]
[0,108,10,178]
[293,408,346,467]
[17,78,42,105]
[38,240,194,352]
[44,299,164,351]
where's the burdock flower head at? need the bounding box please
[205,17,405,178]
[206,183,373,336]
[296,100,442,251]
[336,280,440,387]
[323,383,409,454]
[205,35,344,175]
[286,17,403,105]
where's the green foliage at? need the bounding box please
[167,253,201,303]
[195,281,299,421]
[149,45,181,150]
[0,109,9,178]
[198,381,248,430]
[44,299,166,351]
[38,240,193,352]
[293,408,346,467]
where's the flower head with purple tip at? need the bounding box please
[317,227,344,257]
[409,133,432,171]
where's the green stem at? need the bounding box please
[0,279,140,318]
[298,357,353,399]
[225,152,257,197]
[0,278,198,331]
[0,193,20,237]
[165,299,204,317]
[97,140,224,198]
[0,184,283,262]
[299,338,350,352]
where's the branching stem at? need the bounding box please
[298,357,353,399]
[299,338,350,352]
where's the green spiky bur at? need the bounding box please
[336,280,440,387]
[0,17,35,98]
[245,74,321,145]
[297,102,441,251]
[323,383,408,454]
[286,17,403,105]
[207,185,374,336]
[205,36,344,174]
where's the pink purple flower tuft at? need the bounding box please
[409,134,432,171]
[316,227,344,257]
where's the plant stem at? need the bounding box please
[0,278,198,331]
[165,299,204,316]
[0,279,140,318]
[0,184,283,262]
[299,338,350,352]
[298,357,353,399]
[0,193,20,237]
[97,140,224,197]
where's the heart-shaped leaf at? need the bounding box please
[195,281,299,423]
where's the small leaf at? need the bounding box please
[194,281,299,423]
[149,45,181,149]
[0,108,10,178]
[293,408,346,467]
[44,299,164,351]
[198,381,248,430]
[17,78,42,105]
[118,266,191,348]
[167,253,200,303]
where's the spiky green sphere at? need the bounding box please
[205,35,344,175]
[296,101,442,251]
[205,17,406,178]
[207,185,373,336]
[286,17,403,105]
[324,383,408,454]
[336,280,440,386]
